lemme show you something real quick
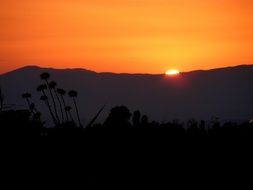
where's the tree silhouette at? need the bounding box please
[40,72,60,124]
[49,81,64,123]
[132,110,141,127]
[68,90,82,128]
[57,88,69,121]
[104,106,132,128]
[141,115,149,127]
[37,84,57,125]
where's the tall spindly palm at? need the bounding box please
[57,88,69,121]
[68,90,82,127]
[40,72,60,123]
[37,84,57,125]
[49,81,64,123]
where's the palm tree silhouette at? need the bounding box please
[37,84,57,125]
[40,72,60,124]
[49,81,64,123]
[68,90,82,127]
[57,88,69,122]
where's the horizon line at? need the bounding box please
[1,64,253,76]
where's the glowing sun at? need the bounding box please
[165,69,180,76]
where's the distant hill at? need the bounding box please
[1,65,253,125]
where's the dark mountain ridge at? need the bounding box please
[0,65,253,125]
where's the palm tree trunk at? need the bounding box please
[73,98,82,128]
[45,80,60,124]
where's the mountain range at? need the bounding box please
[0,65,253,125]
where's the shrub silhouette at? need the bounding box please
[19,73,88,128]
[12,72,116,129]
[141,115,149,127]
[132,110,141,127]
[104,105,132,129]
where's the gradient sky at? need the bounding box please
[1,0,253,74]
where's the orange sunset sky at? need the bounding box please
[1,0,253,74]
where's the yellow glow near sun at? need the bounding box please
[165,69,180,76]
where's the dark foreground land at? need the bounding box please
[1,110,253,188]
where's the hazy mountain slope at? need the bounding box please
[1,65,253,125]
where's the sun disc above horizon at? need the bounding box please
[165,69,180,76]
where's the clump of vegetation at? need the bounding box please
[20,72,104,128]
[20,72,81,127]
